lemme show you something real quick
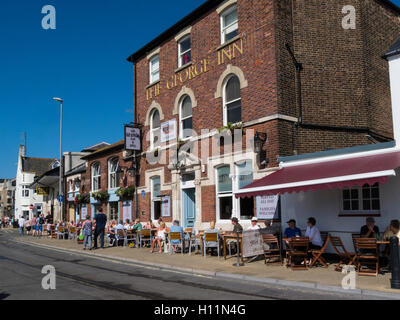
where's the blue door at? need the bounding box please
[183,188,196,228]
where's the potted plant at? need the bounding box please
[91,190,110,202]
[74,193,89,204]
[116,186,135,199]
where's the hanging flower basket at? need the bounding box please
[116,186,135,199]
[92,191,110,202]
[75,193,90,204]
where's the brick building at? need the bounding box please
[125,0,400,230]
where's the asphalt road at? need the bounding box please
[0,229,386,300]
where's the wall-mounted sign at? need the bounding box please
[161,119,177,143]
[36,186,49,196]
[124,125,141,151]
[256,195,279,220]
[161,196,171,217]
[141,190,146,199]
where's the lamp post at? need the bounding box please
[53,97,63,222]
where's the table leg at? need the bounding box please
[224,238,227,260]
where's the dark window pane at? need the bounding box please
[181,96,192,118]
[152,110,160,128]
[343,200,351,211]
[219,197,233,220]
[180,37,191,53]
[240,197,254,220]
[363,200,371,210]
[343,189,350,199]
[372,200,380,210]
[362,187,371,199]
[181,51,191,65]
[227,100,242,123]
[182,119,193,138]
[225,29,238,42]
[226,76,241,102]
[351,189,359,199]
[351,200,359,210]
[371,187,380,198]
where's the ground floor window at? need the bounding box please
[109,202,119,221]
[240,197,254,220]
[342,183,380,212]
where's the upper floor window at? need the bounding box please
[108,157,120,189]
[68,180,74,193]
[21,185,29,198]
[149,55,160,84]
[179,95,193,139]
[178,35,191,67]
[150,109,161,149]
[223,75,242,125]
[342,183,380,212]
[220,5,238,44]
[91,163,101,192]
[74,179,80,192]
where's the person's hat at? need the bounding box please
[251,217,258,222]
[366,217,375,223]
[286,219,296,224]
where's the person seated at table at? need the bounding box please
[247,217,261,231]
[305,217,323,250]
[112,220,126,246]
[124,219,131,229]
[360,217,380,239]
[143,220,154,229]
[132,219,142,232]
[151,222,167,253]
[284,219,302,243]
[231,217,243,234]
[156,217,163,227]
[169,220,184,253]
[206,221,220,235]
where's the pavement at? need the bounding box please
[5,227,400,299]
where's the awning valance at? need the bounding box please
[235,150,400,198]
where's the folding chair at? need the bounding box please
[169,232,184,255]
[287,238,309,270]
[354,238,379,276]
[308,235,330,268]
[352,233,360,252]
[139,229,152,248]
[116,229,127,247]
[203,232,220,258]
[330,236,355,271]
[126,230,137,247]
[262,234,282,264]
[50,225,56,239]
[57,227,65,240]
[68,226,77,240]
[188,234,202,255]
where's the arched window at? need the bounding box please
[180,95,193,139]
[223,75,242,125]
[108,157,119,189]
[150,109,161,149]
[91,163,101,192]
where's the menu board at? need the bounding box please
[257,195,279,220]
[242,230,264,258]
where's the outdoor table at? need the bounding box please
[223,233,243,262]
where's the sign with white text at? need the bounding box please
[124,126,141,151]
[242,230,264,258]
[256,195,279,220]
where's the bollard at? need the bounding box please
[233,231,244,267]
[390,236,400,289]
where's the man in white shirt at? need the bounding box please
[247,217,261,231]
[18,216,26,235]
[305,217,323,249]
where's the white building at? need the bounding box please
[14,145,58,220]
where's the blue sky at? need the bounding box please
[0,0,399,179]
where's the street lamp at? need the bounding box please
[53,97,63,222]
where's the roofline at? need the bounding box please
[126,0,225,63]
[81,140,124,160]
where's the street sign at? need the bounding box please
[124,125,141,151]
[58,195,63,203]
[141,190,146,198]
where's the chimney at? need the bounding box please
[384,38,400,148]
[19,144,26,158]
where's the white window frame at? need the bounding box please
[74,179,80,192]
[235,160,254,222]
[149,55,160,84]
[220,5,238,44]
[178,35,191,68]
[91,163,101,192]
[21,185,29,198]
[179,95,193,140]
[222,74,242,126]
[150,109,161,150]
[151,176,161,221]
[215,165,234,223]
[341,183,381,213]
[68,180,74,193]
[108,157,119,189]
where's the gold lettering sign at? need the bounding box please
[146,38,244,100]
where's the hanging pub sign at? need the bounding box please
[36,186,49,196]
[161,196,171,217]
[257,195,279,220]
[161,119,177,143]
[124,125,141,151]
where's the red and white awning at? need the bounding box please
[235,150,400,198]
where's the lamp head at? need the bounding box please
[53,97,63,103]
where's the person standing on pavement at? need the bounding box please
[18,216,25,235]
[82,215,93,250]
[93,208,107,249]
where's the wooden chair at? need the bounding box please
[126,230,137,247]
[50,225,57,239]
[287,237,310,270]
[354,238,379,276]
[139,229,152,248]
[203,232,220,258]
[352,233,360,252]
[330,236,355,271]
[308,235,330,268]
[68,226,77,240]
[56,227,65,240]
[262,234,282,264]
[320,232,328,245]
[116,229,127,247]
[169,232,184,255]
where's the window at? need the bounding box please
[149,55,160,84]
[150,109,161,149]
[21,185,29,198]
[180,95,193,139]
[91,163,101,192]
[74,179,80,192]
[109,202,119,221]
[178,35,191,67]
[68,180,74,193]
[151,176,161,221]
[220,5,238,44]
[236,160,254,220]
[223,75,242,125]
[217,166,233,220]
[342,183,380,212]
[108,158,120,189]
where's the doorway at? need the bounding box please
[181,173,196,228]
